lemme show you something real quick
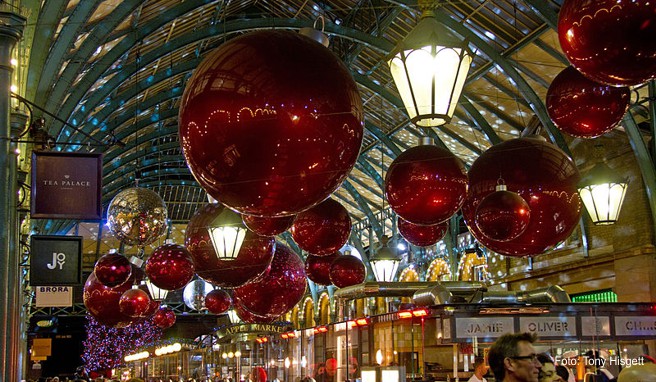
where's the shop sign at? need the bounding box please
[216,323,286,339]
[614,316,656,336]
[32,338,52,357]
[519,316,577,337]
[29,235,82,286]
[454,317,514,339]
[581,316,611,337]
[35,286,73,307]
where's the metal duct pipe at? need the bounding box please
[517,285,571,303]
[470,290,520,304]
[334,281,486,300]
[413,284,453,305]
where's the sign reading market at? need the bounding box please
[216,323,287,339]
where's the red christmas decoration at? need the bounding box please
[93,252,132,287]
[119,288,152,318]
[83,272,135,328]
[547,66,630,138]
[143,298,160,318]
[305,252,340,286]
[385,145,468,225]
[233,242,307,318]
[233,301,279,324]
[179,30,364,217]
[152,306,176,329]
[290,198,351,255]
[145,243,195,290]
[185,204,275,288]
[252,366,268,382]
[558,0,656,87]
[475,186,531,242]
[397,218,448,247]
[329,255,366,288]
[204,289,232,315]
[243,214,295,236]
[462,136,582,256]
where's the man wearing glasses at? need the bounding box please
[489,333,543,382]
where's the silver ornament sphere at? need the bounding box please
[182,279,215,311]
[107,187,168,247]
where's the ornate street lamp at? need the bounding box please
[388,0,473,127]
[370,240,401,282]
[145,279,169,301]
[578,162,628,225]
[208,207,247,260]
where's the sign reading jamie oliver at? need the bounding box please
[31,151,102,220]
[519,316,577,338]
[29,235,82,286]
[455,317,514,340]
[615,316,656,336]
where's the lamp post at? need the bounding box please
[208,206,247,260]
[388,0,473,128]
[578,162,628,225]
[370,242,401,283]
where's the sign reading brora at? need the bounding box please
[35,286,73,307]
[29,235,82,286]
[31,151,102,220]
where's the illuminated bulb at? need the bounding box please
[10,58,18,67]
[10,85,17,93]
[284,357,291,369]
[376,349,383,365]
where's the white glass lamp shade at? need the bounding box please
[208,208,247,260]
[145,279,169,301]
[227,309,240,324]
[370,246,401,282]
[578,162,628,225]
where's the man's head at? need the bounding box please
[473,357,488,377]
[489,333,542,382]
[537,354,558,382]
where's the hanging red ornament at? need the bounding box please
[547,66,630,138]
[179,30,364,217]
[185,204,275,288]
[385,145,468,225]
[204,289,232,315]
[397,218,448,247]
[243,214,295,236]
[305,252,340,286]
[233,301,279,324]
[462,136,582,256]
[558,0,656,87]
[329,255,366,288]
[233,242,307,318]
[145,243,195,291]
[252,367,268,382]
[475,182,531,242]
[93,252,132,288]
[119,288,152,318]
[290,198,351,256]
[152,306,176,329]
[143,298,160,318]
[83,273,135,328]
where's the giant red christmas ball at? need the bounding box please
[152,306,176,329]
[475,189,531,242]
[233,242,306,318]
[179,30,364,217]
[145,243,195,290]
[119,288,152,318]
[94,252,132,287]
[558,0,656,86]
[463,136,582,256]
[385,145,468,225]
[305,252,340,286]
[83,272,135,328]
[243,214,295,236]
[204,289,232,315]
[233,301,279,324]
[185,204,275,288]
[547,66,630,138]
[398,218,448,247]
[290,198,351,255]
[329,255,366,288]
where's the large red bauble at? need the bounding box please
[243,214,295,236]
[179,30,364,217]
[152,306,176,329]
[94,252,132,287]
[233,242,307,318]
[252,367,268,382]
[185,204,275,288]
[83,273,135,328]
[475,189,531,242]
[145,243,195,290]
[462,137,582,256]
[233,301,279,324]
[305,252,340,286]
[398,218,448,247]
[329,255,366,288]
[204,289,232,315]
[547,66,630,138]
[119,288,152,318]
[558,0,656,86]
[290,198,351,255]
[385,145,468,225]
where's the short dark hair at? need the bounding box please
[488,332,538,381]
[555,365,570,380]
[473,357,486,370]
[537,353,553,366]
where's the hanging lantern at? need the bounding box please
[207,207,247,260]
[145,279,169,301]
[578,162,628,225]
[369,239,401,282]
[388,2,473,127]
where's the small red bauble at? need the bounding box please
[463,136,582,256]
[145,243,195,290]
[397,218,448,247]
[252,367,268,382]
[94,252,132,287]
[305,252,340,286]
[475,188,531,242]
[119,288,152,318]
[547,66,630,138]
[558,0,656,86]
[290,198,351,255]
[152,306,176,329]
[385,145,468,225]
[83,272,135,328]
[179,30,364,217]
[204,289,232,315]
[233,301,279,324]
[143,298,160,318]
[233,242,307,318]
[243,214,295,236]
[185,204,275,288]
[329,255,366,288]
